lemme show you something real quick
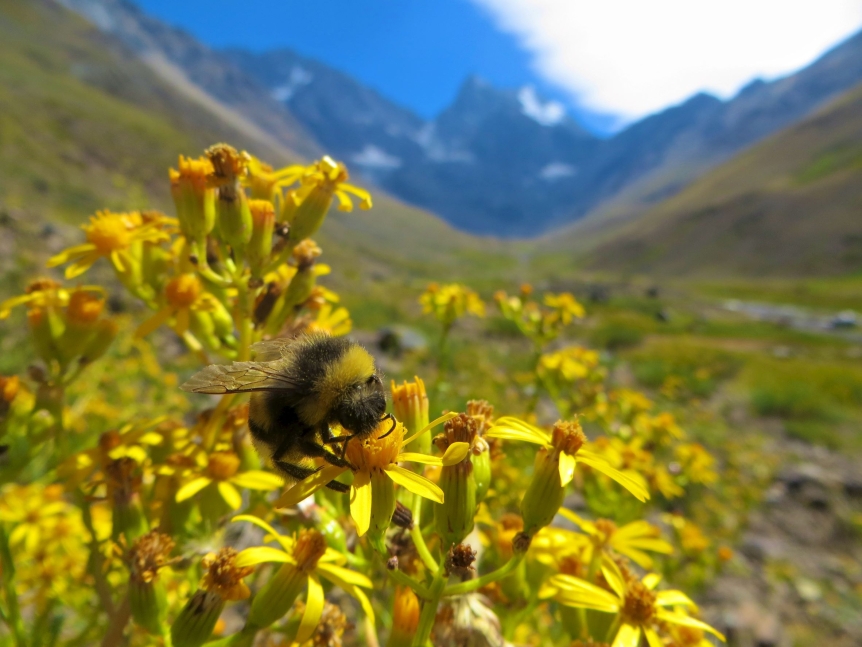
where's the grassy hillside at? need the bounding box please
[0,0,514,313]
[535,83,862,279]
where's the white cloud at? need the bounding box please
[539,162,576,180]
[351,145,402,169]
[518,86,566,125]
[471,0,862,122]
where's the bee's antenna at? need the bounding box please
[378,413,397,439]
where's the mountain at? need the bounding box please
[52,0,862,240]
[0,0,503,304]
[562,82,862,277]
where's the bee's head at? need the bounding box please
[335,373,387,437]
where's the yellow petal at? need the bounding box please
[441,442,471,466]
[656,589,697,609]
[644,627,664,647]
[274,465,347,508]
[558,452,576,487]
[218,481,243,510]
[402,412,458,447]
[175,307,190,336]
[350,471,372,537]
[235,546,294,567]
[232,514,294,553]
[65,252,101,279]
[612,623,641,647]
[601,556,627,600]
[135,307,172,339]
[317,563,373,589]
[397,452,442,466]
[296,574,324,643]
[176,477,212,502]
[577,450,650,502]
[485,416,551,446]
[385,464,444,503]
[642,572,662,590]
[655,610,726,641]
[231,471,283,490]
[624,537,674,554]
[46,243,95,267]
[556,508,597,535]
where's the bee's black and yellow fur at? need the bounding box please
[181,333,388,493]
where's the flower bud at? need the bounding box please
[387,586,420,647]
[106,457,148,542]
[434,414,480,548]
[171,548,252,647]
[520,447,565,537]
[247,199,275,274]
[368,469,396,545]
[207,144,252,255]
[126,530,175,635]
[170,156,216,242]
[28,308,62,366]
[80,319,118,365]
[391,377,430,455]
[247,529,325,629]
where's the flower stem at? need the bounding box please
[0,526,26,647]
[442,554,524,597]
[410,495,437,572]
[412,565,446,647]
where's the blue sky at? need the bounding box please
[133,0,862,134]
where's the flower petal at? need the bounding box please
[558,452,576,487]
[656,589,697,609]
[296,574,324,644]
[644,627,664,647]
[136,307,172,339]
[601,556,627,600]
[65,252,101,279]
[612,623,641,647]
[556,508,597,535]
[274,465,347,508]
[577,450,650,502]
[46,244,96,268]
[218,481,243,510]
[655,610,726,641]
[235,546,294,567]
[231,471,283,490]
[541,575,620,612]
[397,452,442,466]
[485,416,551,446]
[317,563,373,589]
[642,573,662,590]
[441,442,471,466]
[350,471,372,536]
[385,464,444,503]
[402,412,458,447]
[232,514,294,553]
[176,477,212,502]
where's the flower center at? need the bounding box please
[66,290,104,325]
[202,547,253,600]
[594,519,617,545]
[293,528,327,572]
[166,274,203,309]
[551,420,586,456]
[621,580,656,625]
[128,530,175,583]
[345,419,404,472]
[206,452,240,481]
[84,211,137,253]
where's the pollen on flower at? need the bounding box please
[345,419,404,472]
[206,452,241,481]
[621,579,656,625]
[127,530,175,583]
[292,238,322,269]
[83,211,139,254]
[292,528,328,572]
[593,519,617,545]
[170,155,213,193]
[206,143,249,186]
[435,413,479,453]
[66,290,104,325]
[165,274,203,309]
[558,554,586,578]
[201,547,253,601]
[551,420,587,456]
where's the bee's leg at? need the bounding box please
[321,433,355,463]
[274,460,349,494]
[298,437,355,470]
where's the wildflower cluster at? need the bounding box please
[0,144,729,646]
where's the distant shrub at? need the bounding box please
[629,339,739,398]
[589,311,656,349]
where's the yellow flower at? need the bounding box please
[175,451,283,511]
[47,211,170,278]
[233,517,374,638]
[293,155,373,212]
[540,558,725,646]
[306,302,352,337]
[276,415,466,537]
[486,417,648,500]
[493,290,583,345]
[0,484,77,554]
[0,279,102,320]
[420,282,485,328]
[557,508,673,569]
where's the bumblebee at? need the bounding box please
[181,333,392,492]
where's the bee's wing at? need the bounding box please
[250,338,297,362]
[180,361,299,394]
